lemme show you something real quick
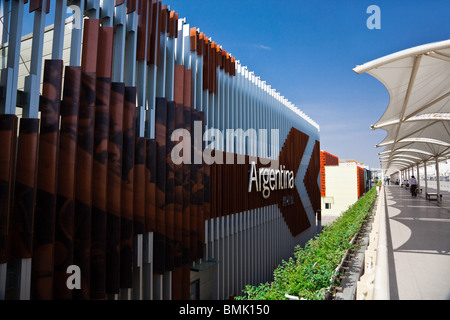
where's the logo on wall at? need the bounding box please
[248,162,295,199]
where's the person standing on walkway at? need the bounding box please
[410,175,418,197]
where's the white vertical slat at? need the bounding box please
[52,0,66,60]
[22,0,47,118]
[69,0,84,66]
[0,0,22,300]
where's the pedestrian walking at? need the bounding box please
[410,175,418,197]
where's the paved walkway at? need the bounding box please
[384,184,450,299]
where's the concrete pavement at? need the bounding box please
[384,184,450,299]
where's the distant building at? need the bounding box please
[321,152,370,219]
[339,159,369,170]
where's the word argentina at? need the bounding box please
[248,161,294,199]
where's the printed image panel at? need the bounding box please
[105,82,125,294]
[120,86,137,289]
[54,65,81,300]
[32,59,63,300]
[154,97,167,274]
[0,114,18,265]
[11,118,39,260]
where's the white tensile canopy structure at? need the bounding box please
[354,39,450,199]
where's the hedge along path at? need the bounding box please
[238,185,379,300]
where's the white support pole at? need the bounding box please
[123,4,137,87]
[52,0,66,60]
[424,161,428,195]
[23,0,48,122]
[86,0,100,19]
[143,232,153,300]
[100,0,114,27]
[416,163,420,192]
[68,0,84,66]
[436,158,441,203]
[1,0,24,115]
[0,1,7,46]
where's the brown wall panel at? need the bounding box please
[53,65,81,299]
[208,128,312,237]
[136,0,148,61]
[145,138,157,234]
[133,137,146,235]
[105,82,125,294]
[165,101,175,271]
[174,65,184,105]
[73,18,100,300]
[172,103,184,299]
[120,86,136,288]
[73,70,96,300]
[154,97,166,274]
[127,0,137,13]
[149,1,161,66]
[181,105,191,299]
[32,59,63,300]
[29,0,41,12]
[11,118,39,260]
[81,19,100,74]
[0,114,18,265]
[189,109,198,261]
[183,69,192,108]
[91,26,114,300]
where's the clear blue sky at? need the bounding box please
[22,0,450,169]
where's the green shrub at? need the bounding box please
[237,185,378,300]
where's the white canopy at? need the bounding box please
[354,39,450,176]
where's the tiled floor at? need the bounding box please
[384,185,450,300]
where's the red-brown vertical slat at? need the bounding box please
[29,0,41,12]
[154,97,167,274]
[53,65,81,299]
[197,111,206,259]
[149,0,160,65]
[165,100,175,272]
[168,10,176,38]
[172,102,184,300]
[120,86,136,289]
[181,105,191,300]
[32,59,63,300]
[172,65,184,300]
[0,114,18,265]
[11,118,39,260]
[197,32,204,56]
[189,28,196,52]
[209,42,214,94]
[74,18,100,300]
[126,0,136,13]
[155,2,164,66]
[91,26,114,300]
[136,0,148,61]
[105,82,125,295]
[133,137,146,236]
[145,138,157,234]
[145,0,154,64]
[189,109,199,261]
